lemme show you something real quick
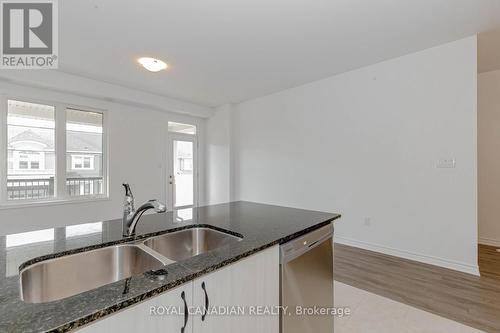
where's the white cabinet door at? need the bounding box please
[76,282,193,333]
[229,245,279,333]
[193,245,279,333]
[192,264,232,333]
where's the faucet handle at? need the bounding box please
[123,183,133,198]
[123,183,135,212]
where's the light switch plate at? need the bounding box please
[437,158,456,168]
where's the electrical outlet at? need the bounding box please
[436,158,456,169]
[364,217,371,226]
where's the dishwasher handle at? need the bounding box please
[280,223,333,264]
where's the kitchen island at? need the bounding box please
[0,201,340,332]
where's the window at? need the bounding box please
[179,156,193,172]
[66,108,104,197]
[7,100,55,200]
[168,121,196,135]
[1,99,107,203]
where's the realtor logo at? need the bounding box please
[0,0,58,68]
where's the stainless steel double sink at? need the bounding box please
[20,227,242,304]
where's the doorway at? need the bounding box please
[478,29,500,279]
[167,129,198,212]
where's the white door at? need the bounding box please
[168,134,198,210]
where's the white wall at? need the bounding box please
[478,69,500,247]
[205,104,232,205]
[222,36,478,274]
[0,81,206,235]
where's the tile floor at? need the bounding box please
[334,282,484,333]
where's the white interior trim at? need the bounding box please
[0,96,6,203]
[335,236,480,276]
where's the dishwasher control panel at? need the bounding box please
[280,223,333,264]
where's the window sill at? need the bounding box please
[0,196,110,210]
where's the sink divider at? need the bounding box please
[133,243,176,266]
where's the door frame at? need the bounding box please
[167,133,198,210]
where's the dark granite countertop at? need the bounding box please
[0,201,340,332]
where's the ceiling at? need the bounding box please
[59,0,500,107]
[478,29,500,73]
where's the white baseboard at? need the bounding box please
[335,236,480,276]
[478,237,500,248]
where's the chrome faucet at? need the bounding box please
[122,183,166,237]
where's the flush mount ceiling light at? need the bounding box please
[137,57,168,72]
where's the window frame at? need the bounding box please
[0,95,109,206]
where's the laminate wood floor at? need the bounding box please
[479,244,500,280]
[334,243,500,333]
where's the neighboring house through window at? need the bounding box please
[178,156,193,172]
[9,131,50,172]
[71,155,94,170]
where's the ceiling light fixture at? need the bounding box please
[137,57,168,72]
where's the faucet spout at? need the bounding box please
[122,184,166,237]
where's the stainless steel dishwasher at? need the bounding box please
[280,223,334,333]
